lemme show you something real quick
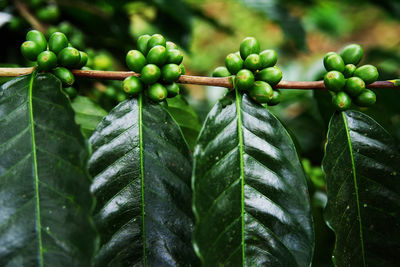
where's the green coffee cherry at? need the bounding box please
[236,69,255,91]
[225,53,243,75]
[248,81,273,103]
[256,66,282,86]
[21,41,42,61]
[240,37,260,59]
[179,64,185,75]
[137,34,151,55]
[58,47,81,68]
[355,89,376,107]
[76,51,88,68]
[166,49,183,65]
[105,86,117,100]
[49,32,69,54]
[123,76,143,96]
[343,64,356,78]
[126,50,146,73]
[140,64,161,84]
[259,49,278,68]
[148,83,168,102]
[58,21,73,35]
[93,53,113,70]
[166,41,178,50]
[147,45,167,66]
[345,77,365,97]
[147,34,166,49]
[354,65,379,85]
[340,44,363,65]
[324,71,346,92]
[244,54,261,71]
[212,66,231,77]
[26,30,47,51]
[117,92,127,102]
[63,86,77,98]
[268,90,281,106]
[323,52,337,67]
[37,51,57,71]
[332,92,351,111]
[36,5,59,23]
[162,64,181,83]
[165,83,180,97]
[324,54,345,72]
[53,67,75,86]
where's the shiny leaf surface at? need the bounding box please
[71,96,108,138]
[192,91,314,266]
[0,73,96,266]
[89,95,196,266]
[166,95,201,150]
[323,110,400,267]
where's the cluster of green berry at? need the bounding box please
[20,30,88,87]
[123,34,185,102]
[47,21,85,50]
[213,37,282,105]
[323,44,378,110]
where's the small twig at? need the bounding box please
[14,0,47,33]
[0,68,399,90]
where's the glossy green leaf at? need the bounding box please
[0,73,96,266]
[323,110,400,267]
[89,95,197,266]
[71,96,108,138]
[192,91,314,266]
[166,95,202,150]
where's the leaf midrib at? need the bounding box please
[139,94,146,266]
[235,88,246,266]
[28,71,44,267]
[342,111,366,266]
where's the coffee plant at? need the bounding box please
[1,1,400,266]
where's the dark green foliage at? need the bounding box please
[192,91,314,266]
[88,96,197,266]
[323,111,400,267]
[0,73,96,266]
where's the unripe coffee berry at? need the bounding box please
[26,30,47,51]
[148,83,168,102]
[212,66,231,77]
[140,64,161,84]
[340,44,363,65]
[37,51,57,71]
[126,50,146,72]
[236,69,255,91]
[240,37,260,59]
[259,49,278,68]
[324,71,346,92]
[123,76,143,95]
[162,64,181,83]
[354,65,379,85]
[332,92,351,111]
[344,77,365,97]
[256,66,282,86]
[147,45,167,66]
[21,41,42,61]
[49,32,68,54]
[248,81,273,103]
[58,47,81,68]
[244,54,261,71]
[225,53,243,75]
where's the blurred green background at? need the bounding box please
[1,0,399,266]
